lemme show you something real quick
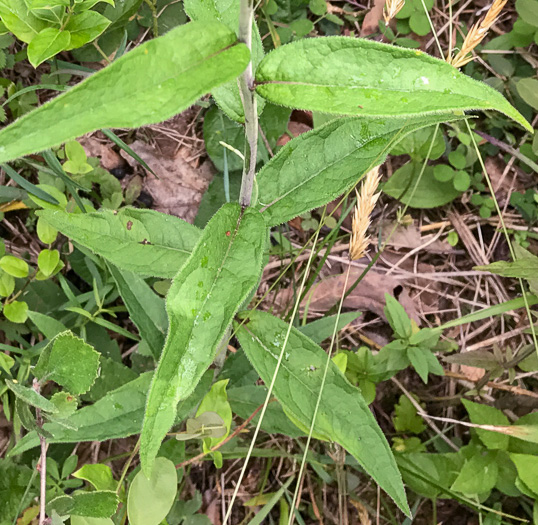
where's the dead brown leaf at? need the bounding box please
[272,267,420,324]
[361,0,386,35]
[123,140,213,223]
[80,136,124,171]
[382,222,453,253]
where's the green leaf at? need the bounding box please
[234,309,409,515]
[3,300,29,323]
[228,385,305,437]
[450,452,498,495]
[256,114,462,226]
[0,0,47,43]
[183,0,264,122]
[27,27,71,68]
[127,457,177,525]
[73,464,116,491]
[462,399,510,450]
[0,271,15,297]
[71,518,114,525]
[107,264,167,359]
[516,0,538,28]
[50,391,78,418]
[27,311,68,339]
[475,254,538,280]
[0,21,249,164]
[298,312,361,344]
[407,346,430,383]
[384,293,412,339]
[48,491,119,518]
[0,255,29,278]
[196,379,232,450]
[5,379,58,413]
[37,248,60,277]
[383,163,462,208]
[36,217,58,244]
[254,37,531,131]
[34,331,100,395]
[37,207,201,278]
[2,164,60,205]
[140,203,265,475]
[511,453,538,496]
[64,11,110,49]
[392,395,425,434]
[8,371,213,456]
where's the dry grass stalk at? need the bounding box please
[448,0,508,67]
[383,0,405,24]
[350,167,381,261]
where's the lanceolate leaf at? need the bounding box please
[140,203,266,475]
[235,310,409,515]
[0,21,249,164]
[8,371,213,456]
[254,37,531,132]
[108,264,167,360]
[256,114,463,226]
[37,208,201,278]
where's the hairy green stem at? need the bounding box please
[238,0,258,207]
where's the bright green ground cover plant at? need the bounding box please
[0,0,532,521]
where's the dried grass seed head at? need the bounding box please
[350,167,381,261]
[383,0,405,24]
[449,0,508,68]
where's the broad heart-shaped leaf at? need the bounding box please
[140,203,266,476]
[0,21,249,164]
[256,114,463,226]
[184,0,265,122]
[7,370,213,456]
[33,331,100,395]
[107,264,167,360]
[37,208,200,278]
[235,310,409,515]
[27,28,71,67]
[254,37,531,132]
[127,458,177,525]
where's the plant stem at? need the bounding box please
[33,379,48,525]
[238,0,258,208]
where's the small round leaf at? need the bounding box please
[4,300,29,323]
[38,249,60,277]
[0,255,29,278]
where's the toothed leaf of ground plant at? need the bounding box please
[8,371,213,456]
[184,0,265,122]
[254,37,531,132]
[140,203,265,475]
[107,264,167,359]
[0,21,249,164]
[33,331,100,395]
[127,457,177,525]
[256,114,463,226]
[234,310,410,515]
[37,208,201,278]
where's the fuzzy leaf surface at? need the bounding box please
[8,371,213,456]
[235,310,409,515]
[257,114,463,225]
[37,208,200,278]
[140,203,266,475]
[255,37,531,131]
[0,21,249,164]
